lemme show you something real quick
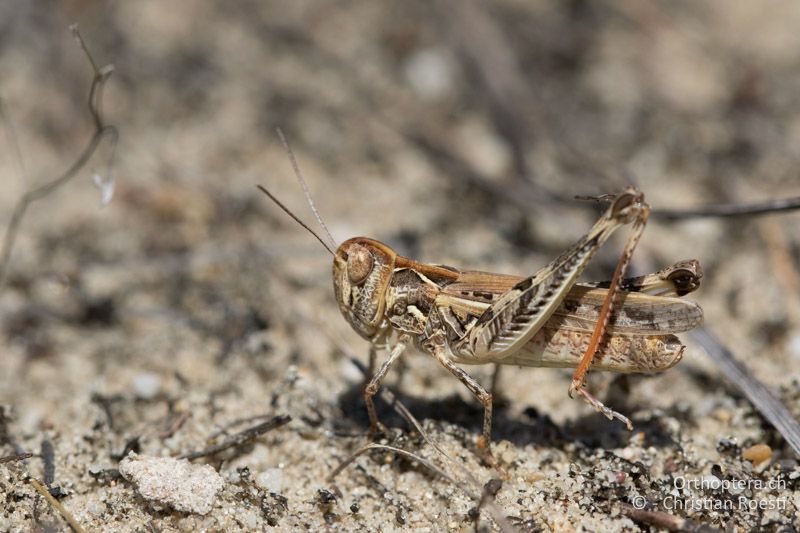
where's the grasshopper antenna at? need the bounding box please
[574,192,616,204]
[257,185,335,256]
[275,127,338,250]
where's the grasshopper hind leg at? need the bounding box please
[568,190,650,431]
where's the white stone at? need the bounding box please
[119,453,224,515]
[404,48,454,100]
[132,372,161,399]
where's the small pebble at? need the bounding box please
[742,443,772,465]
[523,471,546,484]
[403,48,454,100]
[500,448,516,464]
[712,408,732,423]
[256,468,283,493]
[132,372,161,399]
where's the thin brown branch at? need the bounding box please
[328,442,456,485]
[654,195,800,220]
[178,415,291,461]
[157,410,192,440]
[29,477,86,533]
[618,503,720,532]
[0,25,118,291]
[0,451,33,464]
[206,413,276,440]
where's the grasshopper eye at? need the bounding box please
[610,189,643,222]
[347,245,374,285]
[611,191,636,215]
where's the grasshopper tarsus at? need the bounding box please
[574,385,634,431]
[477,437,509,479]
[567,378,580,400]
[367,421,390,441]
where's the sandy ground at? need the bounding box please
[1,1,800,531]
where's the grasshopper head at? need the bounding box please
[333,237,397,340]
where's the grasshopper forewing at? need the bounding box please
[260,178,703,469]
[453,260,702,373]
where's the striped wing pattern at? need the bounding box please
[466,236,602,359]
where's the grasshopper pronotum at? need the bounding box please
[259,145,703,467]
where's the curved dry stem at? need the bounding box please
[328,442,456,484]
[0,26,118,291]
[654,196,800,219]
[29,477,86,533]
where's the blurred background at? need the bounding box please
[1,1,799,530]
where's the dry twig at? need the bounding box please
[157,410,192,440]
[618,502,720,533]
[179,415,291,461]
[436,0,533,181]
[0,451,33,464]
[654,195,800,219]
[28,477,86,533]
[327,442,456,484]
[206,413,277,440]
[0,25,118,290]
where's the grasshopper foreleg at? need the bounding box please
[364,335,409,437]
[367,344,378,380]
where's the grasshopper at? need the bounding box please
[259,152,703,467]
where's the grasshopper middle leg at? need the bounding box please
[428,335,500,470]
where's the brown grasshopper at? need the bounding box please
[259,154,703,467]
